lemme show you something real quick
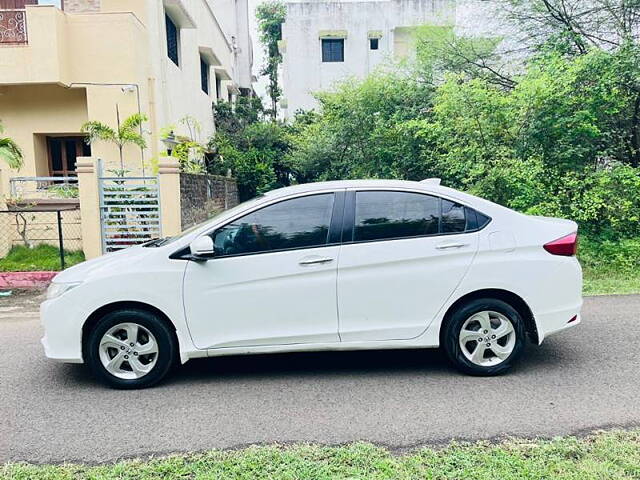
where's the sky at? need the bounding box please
[247,0,270,103]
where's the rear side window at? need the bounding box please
[464,206,491,231]
[441,199,466,233]
[211,193,334,256]
[353,191,491,242]
[354,191,439,241]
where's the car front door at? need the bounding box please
[183,191,344,350]
[337,190,480,342]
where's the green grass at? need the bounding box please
[583,268,640,296]
[579,237,640,296]
[3,430,640,479]
[0,245,85,272]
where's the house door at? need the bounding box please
[47,136,91,177]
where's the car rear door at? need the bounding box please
[337,189,480,342]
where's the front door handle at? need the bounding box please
[436,242,469,250]
[299,256,334,266]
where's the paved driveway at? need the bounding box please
[1,291,638,464]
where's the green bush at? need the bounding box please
[579,236,640,273]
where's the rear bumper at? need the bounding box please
[535,303,582,344]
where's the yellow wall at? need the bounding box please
[0,5,153,179]
[0,85,88,191]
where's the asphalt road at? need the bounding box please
[1,291,639,464]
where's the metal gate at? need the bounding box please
[98,161,161,253]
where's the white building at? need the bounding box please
[279,0,507,116]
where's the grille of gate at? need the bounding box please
[99,172,161,253]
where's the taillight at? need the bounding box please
[543,232,578,256]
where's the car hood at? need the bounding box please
[52,245,152,283]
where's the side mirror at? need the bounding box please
[189,236,215,260]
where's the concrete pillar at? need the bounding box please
[0,168,10,258]
[76,157,102,260]
[157,157,182,236]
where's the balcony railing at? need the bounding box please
[10,176,79,200]
[0,9,27,44]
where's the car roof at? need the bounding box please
[265,179,444,198]
[263,179,516,217]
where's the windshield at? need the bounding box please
[149,195,265,247]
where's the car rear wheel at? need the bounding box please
[85,309,176,389]
[442,298,525,376]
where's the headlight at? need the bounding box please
[46,282,81,300]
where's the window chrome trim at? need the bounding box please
[169,186,492,260]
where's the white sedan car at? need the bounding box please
[41,179,582,388]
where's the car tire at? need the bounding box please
[85,309,177,389]
[442,298,526,376]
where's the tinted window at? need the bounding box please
[464,206,491,231]
[322,39,344,62]
[211,194,334,256]
[441,199,466,233]
[475,210,491,229]
[354,191,439,242]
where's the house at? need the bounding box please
[278,0,509,117]
[0,0,251,260]
[0,0,254,193]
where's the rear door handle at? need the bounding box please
[299,256,334,266]
[436,242,469,250]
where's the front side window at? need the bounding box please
[211,194,335,256]
[354,191,439,242]
[322,39,344,62]
[166,14,179,66]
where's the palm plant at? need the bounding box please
[81,108,148,170]
[0,123,23,170]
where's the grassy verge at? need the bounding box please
[580,237,640,296]
[0,245,85,272]
[583,268,640,296]
[4,430,640,480]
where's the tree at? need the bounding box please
[213,96,264,137]
[0,123,23,170]
[288,71,434,181]
[81,108,148,171]
[504,0,640,56]
[256,0,286,119]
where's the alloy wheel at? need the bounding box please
[98,322,159,379]
[458,311,516,367]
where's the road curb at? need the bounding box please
[0,271,57,289]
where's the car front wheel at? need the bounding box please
[85,309,176,389]
[442,298,526,376]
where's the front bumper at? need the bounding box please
[40,298,84,364]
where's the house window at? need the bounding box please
[47,136,90,177]
[321,39,344,62]
[200,56,209,94]
[166,14,179,66]
[369,38,379,50]
[215,75,222,100]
